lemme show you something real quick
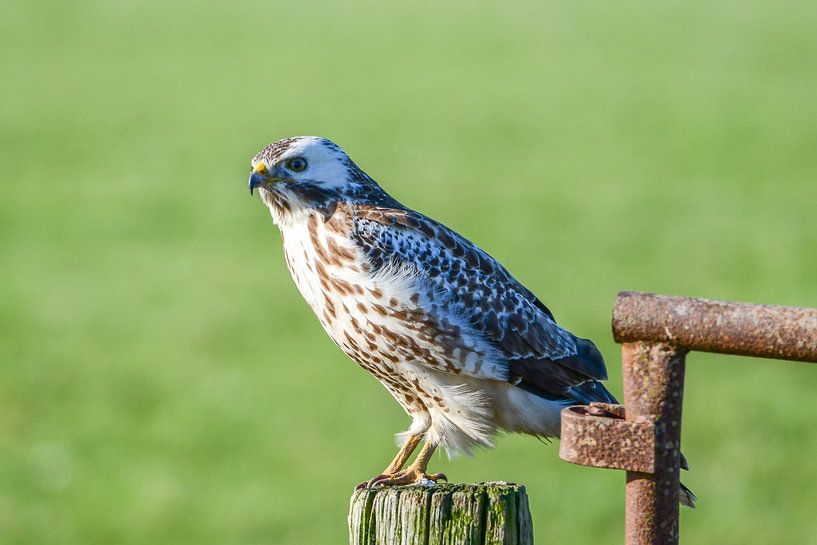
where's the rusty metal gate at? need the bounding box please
[560,291,817,545]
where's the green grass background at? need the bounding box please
[2,0,817,543]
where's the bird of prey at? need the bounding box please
[248,136,694,505]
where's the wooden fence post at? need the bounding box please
[349,482,534,545]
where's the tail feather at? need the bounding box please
[566,380,618,405]
[557,337,609,381]
[679,482,697,508]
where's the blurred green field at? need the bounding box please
[2,0,817,543]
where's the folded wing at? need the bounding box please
[351,205,610,401]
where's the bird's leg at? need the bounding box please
[366,440,447,488]
[355,434,423,490]
[384,433,424,474]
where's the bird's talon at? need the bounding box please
[360,467,446,488]
[365,474,392,488]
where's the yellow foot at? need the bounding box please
[362,468,447,489]
[354,440,444,490]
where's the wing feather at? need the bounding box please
[350,205,608,399]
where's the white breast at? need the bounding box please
[279,212,507,380]
[274,211,512,456]
[279,218,326,313]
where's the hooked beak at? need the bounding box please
[248,162,269,195]
[249,162,288,195]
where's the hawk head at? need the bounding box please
[249,136,394,225]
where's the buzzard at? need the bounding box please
[248,136,694,505]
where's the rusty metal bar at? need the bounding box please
[560,292,817,544]
[560,404,655,473]
[613,291,817,362]
[622,342,687,545]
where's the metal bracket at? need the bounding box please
[559,291,817,545]
[559,403,655,474]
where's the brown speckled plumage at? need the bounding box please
[249,136,616,459]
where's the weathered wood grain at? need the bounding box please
[348,482,534,545]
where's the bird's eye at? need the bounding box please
[285,157,308,173]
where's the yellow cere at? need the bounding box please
[254,162,268,175]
